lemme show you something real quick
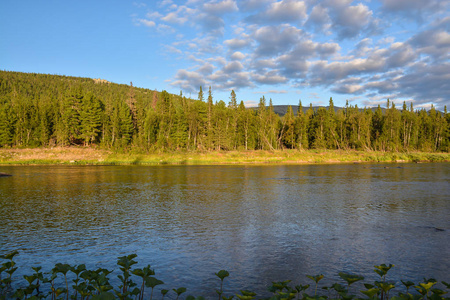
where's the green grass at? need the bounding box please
[0,148,449,165]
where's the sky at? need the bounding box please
[1,0,449,110]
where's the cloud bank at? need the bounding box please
[133,0,450,108]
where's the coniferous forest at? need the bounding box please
[0,71,449,152]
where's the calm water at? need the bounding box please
[0,163,449,298]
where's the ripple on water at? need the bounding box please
[0,164,449,297]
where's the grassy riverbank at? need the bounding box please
[0,147,449,165]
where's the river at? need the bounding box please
[0,163,449,298]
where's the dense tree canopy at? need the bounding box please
[0,71,448,152]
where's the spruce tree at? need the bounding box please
[79,93,104,146]
[0,102,16,146]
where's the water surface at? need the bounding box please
[0,163,449,298]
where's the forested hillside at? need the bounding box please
[0,71,448,152]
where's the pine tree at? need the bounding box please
[62,85,83,145]
[228,90,239,150]
[79,93,104,146]
[281,106,295,149]
[229,90,237,109]
[144,107,159,150]
[294,100,308,150]
[173,102,188,149]
[213,100,229,150]
[372,105,384,150]
[310,107,327,149]
[207,86,214,150]
[119,102,134,148]
[126,82,137,130]
[382,99,401,151]
[0,102,16,146]
[326,97,338,149]
[198,86,204,102]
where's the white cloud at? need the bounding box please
[332,2,377,39]
[223,61,244,73]
[253,25,303,56]
[305,4,331,32]
[157,24,175,34]
[381,0,449,17]
[230,51,246,60]
[136,19,156,27]
[224,37,252,49]
[146,11,163,19]
[265,0,307,22]
[254,90,288,94]
[159,0,173,6]
[252,71,288,84]
[203,0,238,15]
[131,0,449,108]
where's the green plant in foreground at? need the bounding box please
[294,284,310,300]
[131,264,155,300]
[0,250,19,297]
[338,272,364,297]
[307,274,324,296]
[173,287,187,300]
[115,254,138,300]
[268,279,296,299]
[374,264,394,300]
[236,290,257,300]
[215,270,230,300]
[53,263,71,300]
[145,276,164,300]
[1,250,450,300]
[160,288,169,300]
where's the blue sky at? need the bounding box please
[1,0,449,110]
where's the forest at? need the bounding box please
[0,71,449,152]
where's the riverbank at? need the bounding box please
[0,147,449,165]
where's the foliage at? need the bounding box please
[1,251,449,300]
[0,71,449,152]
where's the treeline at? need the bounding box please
[0,71,449,152]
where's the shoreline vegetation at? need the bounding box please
[1,71,449,156]
[1,251,449,300]
[0,147,449,166]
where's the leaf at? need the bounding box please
[401,280,415,288]
[145,276,164,288]
[240,290,257,297]
[130,287,141,296]
[431,288,446,296]
[307,274,324,284]
[377,282,396,293]
[53,263,71,275]
[338,272,364,286]
[216,270,230,281]
[418,281,436,291]
[161,289,169,295]
[361,288,380,298]
[0,250,19,260]
[173,287,187,295]
[23,274,37,285]
[131,268,144,277]
[374,264,394,278]
[295,284,310,292]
